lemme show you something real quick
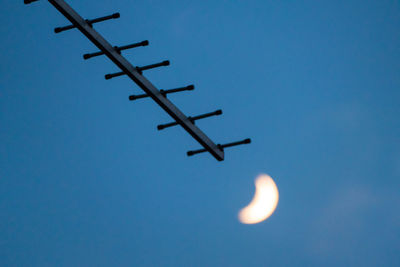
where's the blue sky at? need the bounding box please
[1,0,399,266]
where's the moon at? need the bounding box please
[238,174,279,224]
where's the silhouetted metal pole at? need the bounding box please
[24,0,252,161]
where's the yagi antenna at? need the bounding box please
[24,0,251,162]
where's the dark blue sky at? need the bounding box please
[1,0,399,266]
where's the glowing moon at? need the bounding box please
[238,174,279,224]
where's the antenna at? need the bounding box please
[24,0,251,161]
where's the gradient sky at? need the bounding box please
[1,0,399,266]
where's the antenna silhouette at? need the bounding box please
[24,0,251,161]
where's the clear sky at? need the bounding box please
[1,0,399,266]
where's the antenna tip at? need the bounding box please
[157,125,165,130]
[215,109,223,115]
[142,40,149,46]
[187,85,195,90]
[113,13,121,18]
[105,74,112,80]
[129,95,136,101]
[244,138,251,144]
[163,60,170,66]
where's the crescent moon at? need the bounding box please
[238,174,279,224]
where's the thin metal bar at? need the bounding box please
[129,85,194,101]
[192,110,222,121]
[54,24,75,33]
[89,13,120,24]
[136,60,169,74]
[128,93,149,101]
[47,0,224,161]
[118,40,149,52]
[54,12,120,33]
[84,40,149,60]
[187,138,251,157]
[105,60,169,80]
[157,121,179,130]
[158,110,222,130]
[24,0,39,4]
[84,50,104,60]
[220,138,251,149]
[105,71,125,80]
[165,85,195,94]
[187,148,207,156]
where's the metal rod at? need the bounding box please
[187,138,251,157]
[166,84,195,94]
[84,40,149,60]
[83,50,104,60]
[136,60,170,74]
[129,85,194,101]
[105,71,125,80]
[187,148,207,156]
[89,13,120,24]
[24,0,39,4]
[157,121,179,130]
[128,93,150,101]
[54,24,75,33]
[220,138,251,149]
[158,109,222,130]
[106,60,169,80]
[192,109,222,121]
[54,12,120,33]
[118,40,149,52]
[40,0,224,161]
